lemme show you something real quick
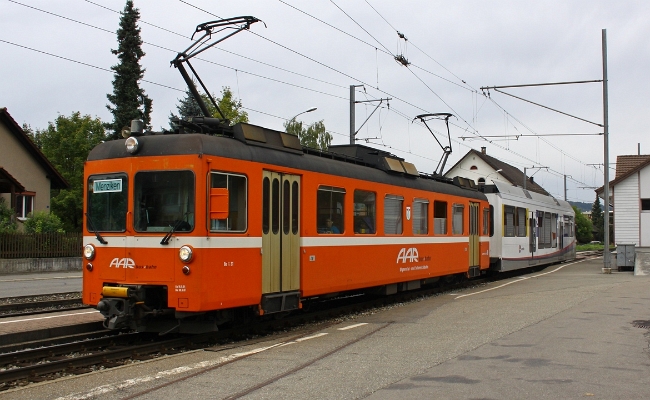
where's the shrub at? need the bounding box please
[0,197,17,233]
[23,210,65,233]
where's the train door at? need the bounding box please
[261,171,301,314]
[468,202,480,276]
[529,211,537,254]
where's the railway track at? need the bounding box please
[0,292,88,318]
[0,259,586,391]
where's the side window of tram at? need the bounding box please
[317,186,345,234]
[384,195,404,235]
[412,199,429,235]
[504,206,515,237]
[452,203,464,235]
[210,172,247,232]
[354,190,376,234]
[434,200,447,235]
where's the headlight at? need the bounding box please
[179,245,193,262]
[125,137,139,154]
[83,244,95,260]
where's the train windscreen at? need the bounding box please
[87,174,128,232]
[134,170,195,232]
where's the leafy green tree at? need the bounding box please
[0,197,17,233]
[23,211,65,233]
[106,0,152,139]
[591,194,604,242]
[169,86,248,129]
[284,119,332,151]
[573,206,593,244]
[33,112,106,232]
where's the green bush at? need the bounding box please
[23,210,65,233]
[0,197,17,233]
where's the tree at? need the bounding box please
[591,194,604,242]
[106,0,152,139]
[284,119,332,151]
[33,112,107,232]
[169,86,248,130]
[573,206,593,244]
[0,197,17,233]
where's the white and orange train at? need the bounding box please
[82,122,575,333]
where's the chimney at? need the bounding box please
[481,147,486,154]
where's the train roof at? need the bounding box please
[88,123,487,202]
[483,181,573,213]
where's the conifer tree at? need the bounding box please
[106,0,152,139]
[169,86,248,130]
[591,193,604,242]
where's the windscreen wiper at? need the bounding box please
[85,212,108,244]
[160,215,188,245]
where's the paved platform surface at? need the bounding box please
[4,256,650,400]
[0,271,81,298]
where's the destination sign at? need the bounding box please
[93,179,122,193]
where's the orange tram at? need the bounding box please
[82,122,493,333]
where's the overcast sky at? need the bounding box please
[2,0,649,203]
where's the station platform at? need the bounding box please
[0,271,81,298]
[3,256,650,400]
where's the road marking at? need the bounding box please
[54,343,285,400]
[295,332,328,341]
[338,323,368,330]
[454,258,588,299]
[0,310,99,324]
[0,276,81,282]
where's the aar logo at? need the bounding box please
[396,247,419,263]
[109,258,135,269]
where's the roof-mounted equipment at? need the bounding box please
[171,17,261,134]
[414,113,455,176]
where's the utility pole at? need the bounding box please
[602,29,611,270]
[349,85,390,145]
[564,175,567,201]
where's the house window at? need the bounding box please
[15,193,34,219]
[642,199,650,211]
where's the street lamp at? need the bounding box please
[288,107,317,123]
[485,169,503,183]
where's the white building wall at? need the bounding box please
[613,173,639,245]
[444,155,510,185]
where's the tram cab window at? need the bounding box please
[354,190,376,234]
[134,171,194,232]
[210,172,247,232]
[317,186,345,234]
[434,201,447,235]
[384,195,404,235]
[413,199,429,235]
[452,203,464,235]
[87,173,128,232]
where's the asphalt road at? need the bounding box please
[0,271,81,298]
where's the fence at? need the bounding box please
[0,232,82,259]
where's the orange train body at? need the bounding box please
[83,124,490,333]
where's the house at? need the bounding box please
[444,147,551,196]
[596,154,650,246]
[0,108,68,225]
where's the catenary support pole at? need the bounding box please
[602,29,611,269]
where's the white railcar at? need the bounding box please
[484,181,576,272]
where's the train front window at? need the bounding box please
[134,171,194,232]
[87,174,128,232]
